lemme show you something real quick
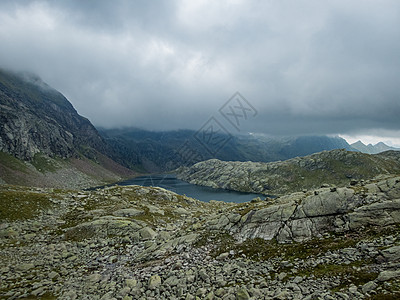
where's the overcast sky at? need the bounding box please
[1,0,399,146]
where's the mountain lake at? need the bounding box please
[114,174,266,203]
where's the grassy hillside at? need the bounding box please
[178,149,400,196]
[0,150,134,189]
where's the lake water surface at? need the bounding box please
[117,174,265,203]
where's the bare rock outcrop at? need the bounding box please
[208,176,400,243]
[177,149,400,196]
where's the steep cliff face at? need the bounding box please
[0,68,106,160]
[0,68,134,188]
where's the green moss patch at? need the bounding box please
[204,233,359,261]
[198,224,400,263]
[0,188,53,221]
[302,261,376,283]
[31,154,61,173]
[366,292,400,300]
[0,151,29,173]
[63,225,97,241]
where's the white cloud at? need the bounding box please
[0,0,399,142]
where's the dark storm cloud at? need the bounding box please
[0,0,399,139]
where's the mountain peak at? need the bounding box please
[0,68,105,160]
[352,140,366,146]
[0,68,134,188]
[351,140,399,154]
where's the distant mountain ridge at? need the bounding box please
[3,66,392,189]
[351,140,400,154]
[100,127,357,173]
[0,68,133,188]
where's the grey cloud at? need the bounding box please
[0,0,399,138]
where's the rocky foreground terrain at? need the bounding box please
[1,174,400,299]
[177,149,400,196]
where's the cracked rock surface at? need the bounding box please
[227,177,400,243]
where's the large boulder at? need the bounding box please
[230,177,400,243]
[65,216,144,240]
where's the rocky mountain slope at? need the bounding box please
[100,127,355,173]
[1,175,399,299]
[177,149,400,196]
[0,68,134,188]
[351,141,400,154]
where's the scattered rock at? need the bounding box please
[148,275,161,289]
[176,207,190,215]
[381,245,400,261]
[112,208,144,217]
[125,279,137,288]
[236,288,251,300]
[216,252,229,260]
[87,273,102,283]
[15,263,35,272]
[49,271,59,280]
[362,281,377,294]
[139,227,157,240]
[1,174,400,300]
[377,270,400,282]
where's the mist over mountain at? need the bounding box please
[0,68,133,188]
[0,68,109,160]
[99,127,356,173]
[1,0,400,142]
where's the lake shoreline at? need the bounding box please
[92,174,266,203]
